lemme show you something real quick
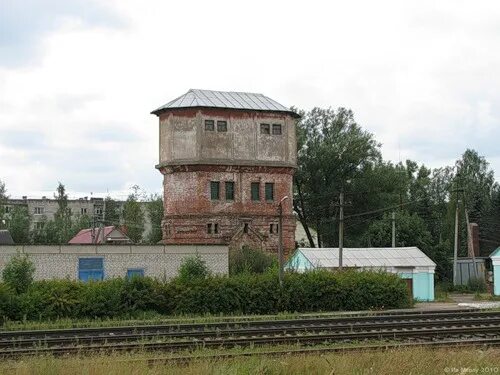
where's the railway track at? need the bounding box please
[0,309,499,358]
[0,309,492,340]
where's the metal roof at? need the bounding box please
[490,247,500,259]
[151,89,299,116]
[68,226,130,245]
[297,247,436,269]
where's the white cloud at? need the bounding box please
[1,0,499,198]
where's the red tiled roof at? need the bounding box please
[68,226,124,244]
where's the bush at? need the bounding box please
[0,283,17,322]
[177,255,210,283]
[76,279,123,318]
[467,277,487,293]
[0,270,411,323]
[2,254,35,294]
[436,277,488,294]
[229,246,276,275]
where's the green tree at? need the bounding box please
[104,196,121,228]
[30,218,59,244]
[450,149,498,255]
[2,253,35,294]
[294,107,382,247]
[121,186,145,243]
[0,179,7,229]
[229,246,276,275]
[71,214,92,237]
[363,211,432,251]
[7,206,31,244]
[53,182,73,243]
[177,255,210,282]
[455,149,496,218]
[146,194,163,244]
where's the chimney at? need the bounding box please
[22,196,27,200]
[469,223,480,257]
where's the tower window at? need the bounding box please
[217,121,227,132]
[265,183,274,201]
[207,223,219,234]
[243,223,249,233]
[81,208,87,215]
[210,181,220,200]
[205,120,215,131]
[34,207,44,215]
[270,223,279,234]
[225,181,235,200]
[272,124,282,135]
[251,182,260,201]
[260,123,270,134]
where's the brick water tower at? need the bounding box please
[151,89,299,254]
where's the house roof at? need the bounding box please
[0,230,14,245]
[490,247,500,259]
[296,247,436,268]
[151,89,299,117]
[68,226,129,244]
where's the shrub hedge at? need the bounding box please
[0,270,411,323]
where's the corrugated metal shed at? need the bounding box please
[151,89,299,117]
[297,247,436,268]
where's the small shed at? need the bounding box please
[491,248,500,296]
[285,247,436,301]
[0,230,14,245]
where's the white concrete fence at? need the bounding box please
[0,245,228,281]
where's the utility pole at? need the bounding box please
[452,180,464,286]
[391,211,396,248]
[91,215,96,244]
[464,208,478,279]
[99,220,104,244]
[278,196,289,287]
[453,199,459,286]
[339,191,344,270]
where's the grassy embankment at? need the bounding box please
[1,346,498,374]
[0,308,407,331]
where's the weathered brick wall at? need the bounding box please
[160,165,296,253]
[158,108,297,168]
[156,107,297,255]
[0,245,228,281]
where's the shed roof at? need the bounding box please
[296,247,436,268]
[0,230,14,245]
[151,89,299,117]
[490,247,500,259]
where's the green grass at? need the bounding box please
[1,346,498,374]
[433,289,454,302]
[1,309,401,332]
[474,293,500,301]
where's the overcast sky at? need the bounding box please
[1,0,499,200]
